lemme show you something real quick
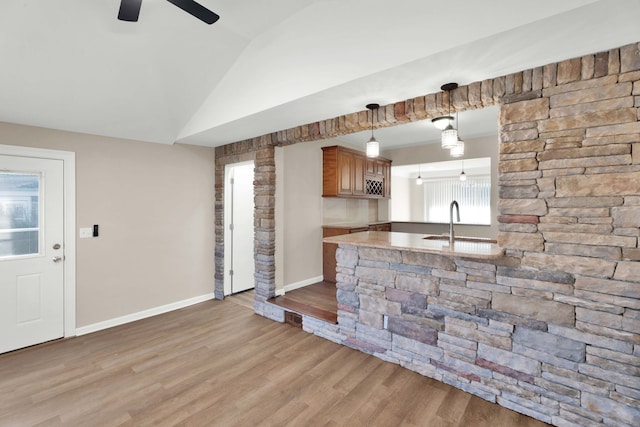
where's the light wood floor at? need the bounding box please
[0,297,548,427]
[226,288,255,310]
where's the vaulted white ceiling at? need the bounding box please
[1,0,639,148]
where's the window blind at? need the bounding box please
[422,176,491,224]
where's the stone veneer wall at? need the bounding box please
[215,42,640,426]
[213,137,284,321]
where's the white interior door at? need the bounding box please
[224,162,255,295]
[0,155,65,353]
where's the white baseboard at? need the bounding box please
[75,293,216,336]
[283,275,324,293]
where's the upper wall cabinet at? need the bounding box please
[322,145,391,199]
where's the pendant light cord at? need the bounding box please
[371,108,374,138]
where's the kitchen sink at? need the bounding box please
[423,235,497,244]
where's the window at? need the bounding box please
[0,173,40,258]
[390,157,492,224]
[422,176,491,224]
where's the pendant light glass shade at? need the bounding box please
[366,136,379,157]
[450,139,465,157]
[441,125,458,149]
[365,103,380,158]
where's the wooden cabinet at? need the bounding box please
[337,149,353,195]
[368,223,391,232]
[322,223,391,282]
[367,159,386,175]
[353,154,366,196]
[383,161,391,198]
[322,145,391,199]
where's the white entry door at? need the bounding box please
[224,162,255,295]
[0,155,65,354]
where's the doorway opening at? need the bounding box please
[223,161,255,296]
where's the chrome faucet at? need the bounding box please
[449,200,460,246]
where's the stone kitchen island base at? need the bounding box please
[312,231,639,427]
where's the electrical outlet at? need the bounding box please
[79,227,92,238]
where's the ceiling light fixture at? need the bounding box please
[365,103,380,158]
[440,83,459,150]
[416,164,423,185]
[431,115,454,130]
[459,160,467,181]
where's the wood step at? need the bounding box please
[267,295,338,324]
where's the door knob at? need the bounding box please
[52,256,62,263]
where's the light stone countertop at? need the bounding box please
[323,231,504,260]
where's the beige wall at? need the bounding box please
[278,138,377,287]
[389,176,411,221]
[279,139,325,286]
[0,122,215,328]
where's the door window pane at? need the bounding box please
[0,173,40,258]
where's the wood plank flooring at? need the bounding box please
[0,297,548,427]
[225,288,255,310]
[268,281,338,323]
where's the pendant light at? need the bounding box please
[450,111,465,158]
[365,103,380,158]
[459,160,467,181]
[431,115,453,130]
[416,164,423,185]
[440,83,459,149]
[450,140,465,157]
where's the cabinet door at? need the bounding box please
[337,150,353,195]
[366,159,376,174]
[352,154,366,196]
[323,242,339,282]
[383,162,391,198]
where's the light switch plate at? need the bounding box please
[79,227,92,238]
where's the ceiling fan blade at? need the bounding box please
[118,0,143,22]
[166,0,220,24]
